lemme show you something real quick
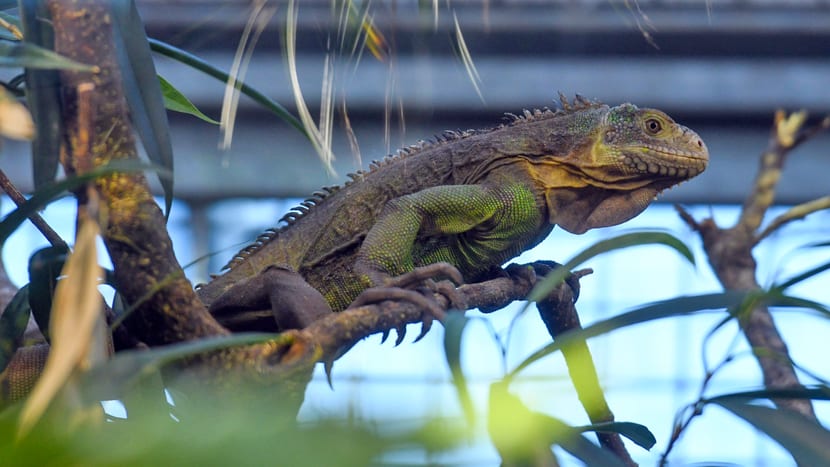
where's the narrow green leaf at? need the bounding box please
[556,427,626,467]
[158,75,218,124]
[510,290,822,380]
[527,232,695,303]
[773,259,830,291]
[706,386,830,404]
[714,399,830,465]
[110,1,174,217]
[0,285,31,373]
[78,333,281,403]
[148,38,308,139]
[488,382,624,466]
[20,0,62,188]
[509,291,752,379]
[0,41,94,70]
[442,312,474,427]
[27,245,69,341]
[0,160,171,248]
[578,421,656,450]
[766,292,830,317]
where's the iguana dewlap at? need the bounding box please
[197,95,708,331]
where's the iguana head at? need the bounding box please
[533,101,709,233]
[584,103,708,186]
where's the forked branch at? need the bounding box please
[677,110,830,420]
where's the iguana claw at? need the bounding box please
[324,358,335,389]
[349,262,466,343]
[383,262,464,289]
[394,323,408,346]
[412,314,433,343]
[350,287,447,320]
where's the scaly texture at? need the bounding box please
[198,95,709,326]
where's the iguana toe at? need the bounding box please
[384,262,464,289]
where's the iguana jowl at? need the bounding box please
[197,95,709,331]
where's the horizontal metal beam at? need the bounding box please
[153,53,830,116]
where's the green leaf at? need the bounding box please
[578,421,656,450]
[714,399,830,465]
[77,333,280,403]
[556,427,627,466]
[509,291,753,379]
[527,232,695,304]
[0,41,95,70]
[147,38,308,139]
[766,292,830,317]
[0,285,31,373]
[488,381,624,466]
[0,160,171,248]
[20,0,62,188]
[706,386,830,404]
[158,75,218,124]
[110,1,174,217]
[510,289,825,381]
[773,259,830,291]
[442,312,474,427]
[27,245,69,341]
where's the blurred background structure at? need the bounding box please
[2,1,829,465]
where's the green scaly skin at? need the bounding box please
[198,95,709,328]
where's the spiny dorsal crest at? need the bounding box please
[505,93,603,124]
[222,94,602,271]
[222,185,340,270]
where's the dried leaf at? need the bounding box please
[453,13,484,103]
[0,86,34,141]
[286,0,336,176]
[18,217,106,438]
[219,0,274,152]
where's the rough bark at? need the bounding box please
[47,0,226,345]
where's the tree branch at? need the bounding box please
[737,112,830,234]
[0,169,67,250]
[535,270,637,466]
[678,110,830,420]
[756,196,830,243]
[47,0,226,346]
[256,264,635,465]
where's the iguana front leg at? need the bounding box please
[353,183,545,307]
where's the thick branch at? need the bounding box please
[536,273,636,467]
[47,0,225,346]
[255,265,635,464]
[677,110,830,420]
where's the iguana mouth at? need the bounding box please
[622,150,707,178]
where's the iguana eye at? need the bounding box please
[645,118,662,134]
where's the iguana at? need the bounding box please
[197,95,709,332]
